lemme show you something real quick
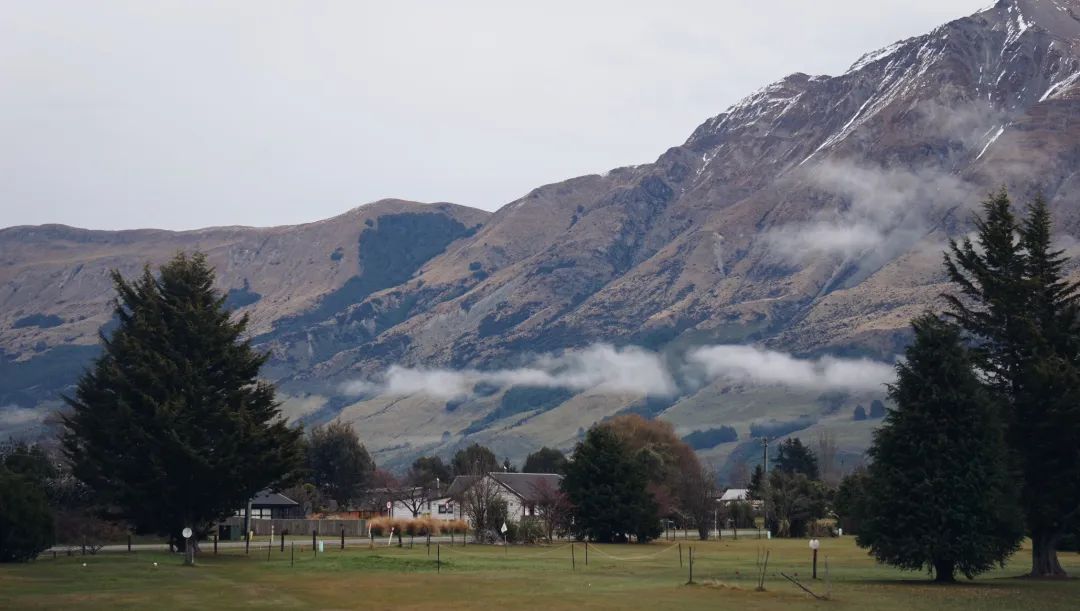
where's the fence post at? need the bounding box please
[214,534,218,555]
[679,543,683,568]
[312,529,317,556]
[280,531,285,552]
[127,534,132,553]
[571,543,576,571]
[687,547,694,584]
[437,543,441,573]
[341,527,345,551]
[585,541,588,566]
[291,542,294,567]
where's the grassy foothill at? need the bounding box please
[1,537,1078,610]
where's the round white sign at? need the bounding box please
[386,501,392,509]
[182,527,193,539]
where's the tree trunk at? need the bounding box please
[933,559,955,583]
[1030,529,1068,578]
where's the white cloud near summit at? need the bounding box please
[342,342,894,400]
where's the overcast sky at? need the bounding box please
[1,0,989,231]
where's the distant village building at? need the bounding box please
[234,490,304,520]
[440,472,564,525]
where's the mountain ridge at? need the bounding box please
[3,0,1080,472]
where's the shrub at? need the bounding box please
[512,519,545,544]
[444,519,469,535]
[0,467,55,562]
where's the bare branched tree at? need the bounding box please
[532,478,572,542]
[815,431,840,486]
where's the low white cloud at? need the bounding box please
[686,344,894,391]
[343,344,676,400]
[342,343,894,400]
[767,161,971,264]
[0,405,48,430]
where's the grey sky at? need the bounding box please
[1,0,989,231]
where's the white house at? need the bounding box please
[444,472,563,525]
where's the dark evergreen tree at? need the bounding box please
[306,421,374,507]
[410,456,452,491]
[0,465,55,563]
[853,405,868,421]
[773,437,819,480]
[944,192,1080,577]
[451,443,500,476]
[562,426,661,543]
[747,464,765,499]
[869,400,886,419]
[523,447,568,474]
[833,468,870,535]
[858,315,1023,582]
[61,253,303,550]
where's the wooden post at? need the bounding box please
[291,542,294,567]
[687,547,693,584]
[214,534,218,555]
[280,531,285,552]
[245,531,250,555]
[679,542,683,568]
[584,541,588,565]
[267,537,272,561]
[127,534,132,553]
[812,548,818,580]
[571,543,576,571]
[437,543,441,573]
[312,529,317,552]
[341,527,345,551]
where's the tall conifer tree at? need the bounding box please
[858,315,1022,582]
[944,192,1080,576]
[62,253,302,549]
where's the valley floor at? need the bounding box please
[2,537,1078,610]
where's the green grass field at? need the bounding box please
[2,537,1078,610]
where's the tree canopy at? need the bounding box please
[306,420,375,507]
[522,447,568,474]
[452,443,500,476]
[61,252,303,549]
[772,437,819,480]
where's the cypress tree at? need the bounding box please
[858,315,1022,582]
[61,253,303,550]
[562,426,660,543]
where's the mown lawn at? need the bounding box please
[2,537,1078,610]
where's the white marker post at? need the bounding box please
[809,538,821,579]
[182,527,194,566]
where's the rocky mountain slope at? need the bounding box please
[3,0,1079,472]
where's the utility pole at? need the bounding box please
[760,437,770,531]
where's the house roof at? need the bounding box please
[251,490,299,507]
[489,472,563,503]
[719,488,749,502]
[445,475,480,498]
